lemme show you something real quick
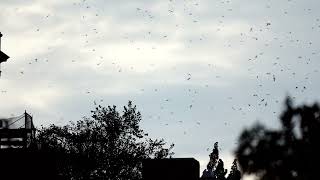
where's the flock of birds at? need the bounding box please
[1,0,319,145]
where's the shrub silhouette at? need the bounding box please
[235,97,320,180]
[36,101,174,180]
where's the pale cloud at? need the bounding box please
[20,87,65,109]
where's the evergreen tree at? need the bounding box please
[227,160,241,180]
[201,142,241,180]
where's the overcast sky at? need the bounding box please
[1,0,320,178]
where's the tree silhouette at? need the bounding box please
[36,101,174,180]
[227,160,242,180]
[235,97,320,180]
[201,142,241,180]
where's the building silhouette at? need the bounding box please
[0,111,35,149]
[0,112,56,180]
[142,158,200,180]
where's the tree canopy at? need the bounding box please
[235,97,320,180]
[36,101,174,180]
[201,142,241,180]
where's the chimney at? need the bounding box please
[0,33,10,77]
[0,32,9,63]
[0,32,2,50]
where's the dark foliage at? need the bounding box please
[235,97,320,180]
[36,101,174,180]
[201,142,241,180]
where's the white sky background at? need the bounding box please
[1,0,320,179]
